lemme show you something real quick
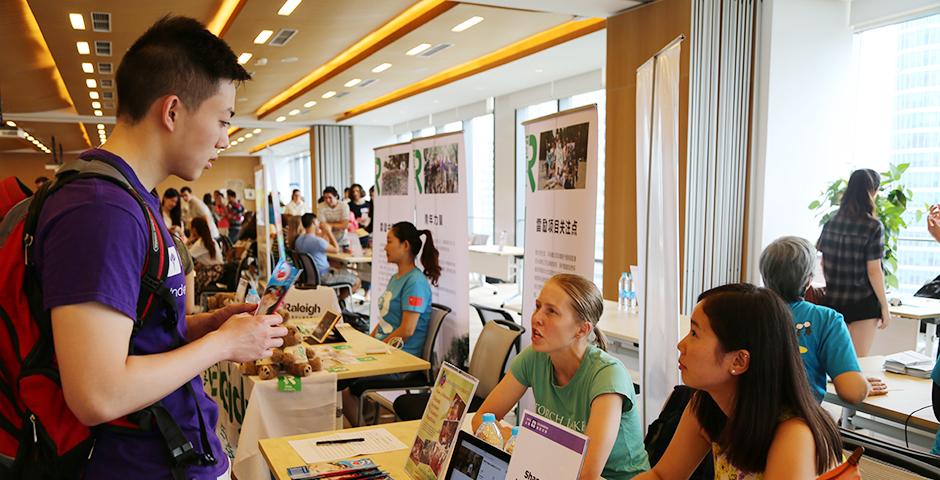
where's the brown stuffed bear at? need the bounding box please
[282,325,302,347]
[286,362,313,377]
[257,364,277,380]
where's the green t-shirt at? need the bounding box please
[510,345,650,479]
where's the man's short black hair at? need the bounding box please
[226,189,237,198]
[322,186,339,198]
[180,186,192,195]
[116,16,251,123]
[301,213,317,229]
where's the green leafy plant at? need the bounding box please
[808,163,924,289]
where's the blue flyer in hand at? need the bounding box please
[254,258,301,315]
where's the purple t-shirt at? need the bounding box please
[35,149,226,479]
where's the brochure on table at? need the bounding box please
[505,410,589,480]
[371,142,415,330]
[412,132,470,372]
[520,106,599,348]
[404,362,479,480]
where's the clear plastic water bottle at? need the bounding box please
[504,426,519,454]
[619,272,638,312]
[497,230,508,252]
[475,413,504,448]
[627,273,638,313]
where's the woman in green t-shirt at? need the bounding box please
[472,274,650,480]
[635,284,842,480]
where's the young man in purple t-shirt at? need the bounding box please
[37,17,287,479]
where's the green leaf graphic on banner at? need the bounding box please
[414,149,423,194]
[374,157,381,195]
[526,134,538,192]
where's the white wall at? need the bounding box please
[851,0,940,30]
[351,125,395,190]
[747,0,855,282]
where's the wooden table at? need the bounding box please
[824,356,937,444]
[260,420,421,480]
[468,245,524,283]
[311,324,430,381]
[327,251,373,264]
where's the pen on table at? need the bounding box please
[316,437,366,445]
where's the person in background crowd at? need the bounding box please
[343,187,351,203]
[759,236,886,404]
[317,186,350,246]
[34,176,49,191]
[284,188,308,216]
[342,221,439,426]
[365,185,375,236]
[636,284,842,480]
[161,187,183,237]
[473,274,650,480]
[189,217,223,266]
[180,186,219,240]
[170,232,197,315]
[213,190,229,232]
[294,213,360,288]
[348,183,370,241]
[224,188,244,243]
[816,169,889,357]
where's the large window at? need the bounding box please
[851,13,940,295]
[466,114,495,242]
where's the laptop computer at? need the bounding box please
[443,430,512,480]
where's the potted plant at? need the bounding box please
[808,163,924,289]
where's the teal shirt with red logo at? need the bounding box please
[375,268,432,356]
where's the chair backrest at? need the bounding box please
[471,303,515,327]
[294,251,321,288]
[421,303,452,379]
[840,428,940,477]
[468,318,524,398]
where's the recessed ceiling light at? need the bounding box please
[281,57,299,63]
[91,101,101,109]
[254,29,274,44]
[81,62,94,73]
[303,100,316,108]
[252,128,262,134]
[406,43,431,56]
[76,42,90,55]
[5,121,14,127]
[69,13,86,30]
[321,91,336,99]
[94,110,103,116]
[86,79,97,88]
[452,16,484,32]
[97,123,105,129]
[237,136,245,142]
[237,52,253,65]
[25,135,32,141]
[277,0,302,16]
[344,78,361,87]
[275,116,286,122]
[289,109,300,116]
[372,63,392,73]
[245,133,253,138]
[89,91,99,99]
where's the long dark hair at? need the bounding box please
[391,221,441,286]
[839,168,879,218]
[191,217,217,258]
[690,283,841,474]
[162,188,182,227]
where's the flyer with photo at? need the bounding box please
[404,363,478,480]
[254,258,301,315]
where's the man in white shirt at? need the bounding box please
[316,186,350,245]
[181,186,220,239]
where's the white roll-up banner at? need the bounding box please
[520,105,600,349]
[412,132,470,371]
[370,142,415,329]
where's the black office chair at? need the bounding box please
[291,250,320,288]
[840,428,940,476]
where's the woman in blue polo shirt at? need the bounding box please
[342,221,440,425]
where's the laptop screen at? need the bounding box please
[445,431,511,480]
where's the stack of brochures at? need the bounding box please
[287,458,389,480]
[883,350,936,378]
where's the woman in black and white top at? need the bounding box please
[188,216,224,266]
[816,169,889,357]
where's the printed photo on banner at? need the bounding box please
[423,143,459,194]
[537,122,590,191]
[382,152,410,195]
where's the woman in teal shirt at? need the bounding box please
[472,274,650,479]
[342,221,440,425]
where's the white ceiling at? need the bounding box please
[343,29,606,127]
[469,0,646,18]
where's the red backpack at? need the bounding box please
[0,158,214,479]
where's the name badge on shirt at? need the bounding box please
[167,246,182,277]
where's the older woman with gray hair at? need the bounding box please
[760,236,885,404]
